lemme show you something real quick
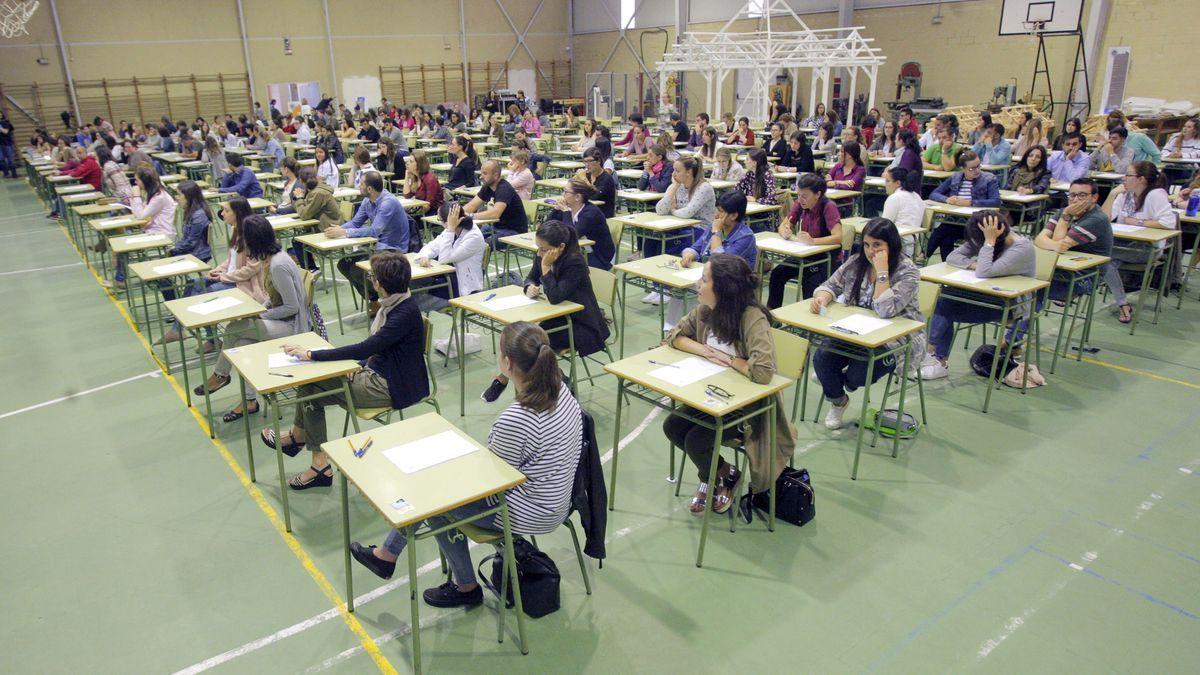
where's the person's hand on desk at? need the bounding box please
[415,256,432,268]
[809,289,834,314]
[524,284,542,299]
[324,225,347,238]
[1016,186,1033,195]
[1054,238,1074,253]
[679,249,698,268]
[704,345,733,368]
[281,344,313,360]
[777,220,794,240]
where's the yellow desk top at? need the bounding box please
[55,183,95,195]
[323,412,526,529]
[46,175,79,183]
[295,232,378,252]
[615,169,643,180]
[614,210,700,231]
[614,254,706,289]
[61,192,104,205]
[772,301,925,349]
[224,332,361,395]
[500,231,593,252]
[332,187,362,201]
[999,190,1050,204]
[127,254,212,282]
[535,178,570,190]
[826,189,862,201]
[549,160,585,170]
[1055,252,1111,272]
[73,203,128,218]
[355,252,454,281]
[746,201,784,216]
[604,345,793,418]
[843,215,926,238]
[754,231,840,259]
[108,232,173,255]
[616,189,664,203]
[451,185,481,198]
[449,284,582,325]
[1110,223,1183,244]
[924,200,988,217]
[90,215,148,233]
[919,262,1049,299]
[165,288,266,330]
[264,215,320,233]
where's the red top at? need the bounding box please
[901,118,919,135]
[65,156,102,190]
[410,171,443,213]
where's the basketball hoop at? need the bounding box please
[0,0,39,39]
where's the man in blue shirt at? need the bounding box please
[328,172,414,313]
[217,153,263,198]
[972,122,1012,168]
[1048,132,1091,183]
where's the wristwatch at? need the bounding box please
[876,272,890,283]
[1137,218,1145,227]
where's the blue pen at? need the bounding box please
[483,292,496,302]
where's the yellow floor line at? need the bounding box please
[1041,347,1200,391]
[56,226,398,675]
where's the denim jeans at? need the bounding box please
[0,144,16,178]
[925,295,1039,359]
[813,347,896,401]
[382,497,502,586]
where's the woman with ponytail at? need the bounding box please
[349,320,583,609]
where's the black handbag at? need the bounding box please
[739,467,815,527]
[970,344,1018,379]
[478,537,561,618]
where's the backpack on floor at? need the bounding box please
[739,467,815,527]
[969,344,1018,379]
[478,536,561,618]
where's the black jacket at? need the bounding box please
[446,155,477,190]
[374,151,406,181]
[524,253,610,357]
[779,142,814,173]
[547,203,614,271]
[764,138,789,161]
[311,297,429,410]
[590,170,617,218]
[571,409,608,560]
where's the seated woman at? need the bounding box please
[351,321,582,608]
[481,221,610,402]
[264,251,429,488]
[105,167,176,290]
[545,177,615,270]
[811,218,925,429]
[880,167,926,257]
[1102,161,1178,324]
[826,141,866,191]
[695,126,723,164]
[663,254,797,514]
[767,173,843,309]
[920,211,1036,380]
[506,149,536,201]
[1006,145,1051,195]
[196,215,311,422]
[666,191,758,330]
[779,131,815,173]
[736,148,778,205]
[709,146,745,183]
[402,149,442,215]
[641,157,715,304]
[272,157,304,214]
[157,180,213,302]
[413,202,486,312]
[812,122,837,154]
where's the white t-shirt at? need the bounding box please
[882,189,926,232]
[1112,187,1176,249]
[705,334,737,357]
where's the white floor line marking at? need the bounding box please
[0,370,160,420]
[177,403,667,673]
[324,310,367,327]
[0,261,84,276]
[0,227,59,239]
[0,209,45,222]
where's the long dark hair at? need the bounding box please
[240,214,282,260]
[535,220,582,263]
[1128,160,1166,211]
[95,145,115,167]
[1023,145,1049,177]
[437,200,474,231]
[898,129,921,158]
[965,210,1014,259]
[178,180,212,224]
[846,218,903,306]
[135,166,162,201]
[224,196,253,250]
[453,135,478,164]
[707,254,770,345]
[745,148,770,200]
[500,321,562,413]
[885,166,921,193]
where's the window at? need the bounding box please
[620,0,636,28]
[746,0,767,18]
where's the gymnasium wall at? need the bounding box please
[570,0,1199,121]
[0,0,569,112]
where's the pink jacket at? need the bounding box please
[130,190,177,240]
[521,117,542,138]
[217,249,267,303]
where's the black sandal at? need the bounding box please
[193,373,230,396]
[221,400,259,423]
[261,428,306,457]
[289,465,334,490]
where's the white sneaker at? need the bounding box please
[920,359,950,380]
[824,399,850,430]
[642,291,663,305]
[920,352,940,368]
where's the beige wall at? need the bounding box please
[0,0,569,113]
[571,0,1200,121]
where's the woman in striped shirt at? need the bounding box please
[350,321,583,609]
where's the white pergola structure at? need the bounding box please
[656,0,886,126]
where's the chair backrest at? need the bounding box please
[588,266,617,309]
[1033,246,1058,282]
[778,190,794,226]
[481,244,492,281]
[524,198,539,224]
[338,200,354,222]
[918,279,941,319]
[301,268,319,305]
[770,327,810,380]
[421,315,438,396]
[839,215,857,251]
[606,218,624,260]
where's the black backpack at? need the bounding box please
[478,537,561,618]
[970,344,1018,379]
[739,467,815,527]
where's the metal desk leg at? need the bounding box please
[696,417,725,567]
[499,497,528,652]
[180,330,193,408]
[406,525,422,673]
[1129,250,1155,336]
[1050,274,1077,374]
[982,302,1012,413]
[892,342,912,459]
[850,353,876,480]
[196,330,216,437]
[239,373,257,483]
[342,472,354,612]
[457,307,466,416]
[566,319,577,395]
[607,379,625,510]
[271,393,292,532]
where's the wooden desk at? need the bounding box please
[355,252,454,309]
[227,333,363,532]
[605,346,792,566]
[753,231,839,306]
[449,285,582,416]
[1110,224,1182,335]
[534,177,569,199]
[164,288,267,435]
[612,210,699,261]
[499,230,594,279]
[547,160,585,178]
[263,214,320,252]
[611,254,703,355]
[295,232,378,334]
[773,300,926,477]
[1049,252,1110,373]
[999,190,1051,234]
[919,262,1049,412]
[127,255,212,361]
[325,413,528,670]
[54,183,95,196]
[615,168,643,188]
[615,188,662,213]
[72,203,131,255]
[745,201,784,231]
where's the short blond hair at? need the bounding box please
[412,149,431,175]
[511,149,530,166]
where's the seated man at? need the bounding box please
[328,172,413,314]
[972,123,1012,167]
[1089,126,1134,174]
[1048,132,1091,183]
[217,153,263,199]
[1034,177,1112,301]
[463,158,530,247]
[926,150,1001,261]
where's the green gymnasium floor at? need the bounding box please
[1,176,1198,674]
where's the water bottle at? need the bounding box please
[1187,191,1200,218]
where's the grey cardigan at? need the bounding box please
[655,180,716,227]
[817,254,926,359]
[947,235,1038,318]
[262,250,312,333]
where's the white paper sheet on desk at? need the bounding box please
[673,265,704,282]
[267,215,297,225]
[1110,223,1143,233]
[267,352,307,368]
[772,240,821,254]
[125,234,169,245]
[188,295,242,315]
[828,313,893,335]
[948,206,978,215]
[98,217,136,227]
[645,218,681,227]
[649,356,727,387]
[942,268,987,284]
[382,430,479,474]
[152,259,201,275]
[482,295,537,311]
